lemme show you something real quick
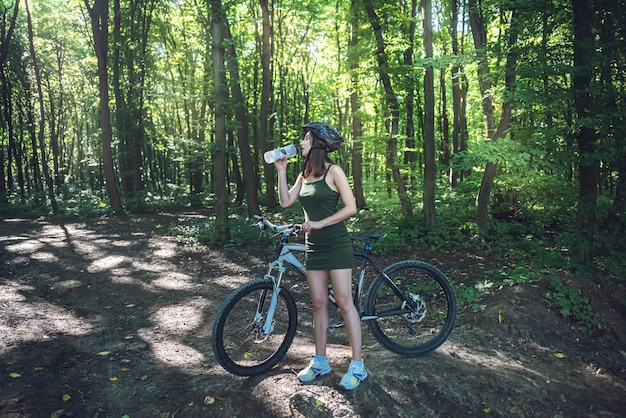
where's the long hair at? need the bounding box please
[303,131,333,178]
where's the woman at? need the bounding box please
[274,122,366,390]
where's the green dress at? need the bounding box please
[299,165,353,270]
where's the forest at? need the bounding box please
[2,2,626,415]
[1,0,625,279]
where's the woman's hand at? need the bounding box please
[274,157,288,171]
[301,220,322,233]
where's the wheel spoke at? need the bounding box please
[212,280,298,376]
[365,261,456,356]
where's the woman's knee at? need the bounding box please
[334,295,356,314]
[310,295,329,311]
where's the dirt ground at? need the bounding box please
[1,213,625,418]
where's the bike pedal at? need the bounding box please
[328,321,345,333]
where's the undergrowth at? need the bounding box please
[3,179,624,332]
[544,276,607,331]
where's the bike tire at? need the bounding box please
[365,260,457,356]
[212,278,298,376]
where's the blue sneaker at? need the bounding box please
[339,360,367,390]
[297,358,332,382]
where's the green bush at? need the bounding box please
[544,276,606,331]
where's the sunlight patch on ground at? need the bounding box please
[88,255,130,272]
[137,328,206,370]
[110,240,133,247]
[150,240,178,258]
[150,304,203,334]
[51,279,83,291]
[440,340,549,381]
[72,241,106,258]
[0,283,32,302]
[108,268,153,290]
[37,238,69,248]
[251,373,358,417]
[210,274,255,290]
[0,286,96,355]
[132,260,171,273]
[150,272,195,290]
[5,240,43,253]
[30,251,59,262]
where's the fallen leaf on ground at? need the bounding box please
[51,409,66,418]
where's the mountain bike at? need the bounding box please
[212,215,457,376]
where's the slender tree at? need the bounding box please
[85,0,122,210]
[572,0,598,263]
[223,18,261,217]
[422,0,436,227]
[468,0,519,235]
[24,0,58,213]
[449,0,469,187]
[210,0,230,240]
[403,0,418,170]
[362,0,413,216]
[0,0,18,67]
[0,0,19,204]
[259,0,277,208]
[349,0,366,210]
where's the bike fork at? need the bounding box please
[260,285,281,335]
[259,264,286,336]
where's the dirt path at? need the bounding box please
[1,214,625,417]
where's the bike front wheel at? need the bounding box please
[365,260,457,356]
[212,279,298,376]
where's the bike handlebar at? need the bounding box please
[252,215,301,236]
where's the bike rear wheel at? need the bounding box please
[365,260,456,356]
[212,279,298,376]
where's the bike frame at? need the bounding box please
[259,227,418,335]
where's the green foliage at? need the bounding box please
[454,283,486,311]
[57,184,113,218]
[544,276,606,332]
[170,216,256,247]
[452,264,544,310]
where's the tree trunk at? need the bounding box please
[259,0,277,208]
[223,18,261,217]
[0,0,19,68]
[468,0,519,236]
[572,0,598,264]
[362,0,413,217]
[0,70,18,204]
[211,0,231,241]
[422,0,437,227]
[349,0,366,210]
[469,9,497,234]
[403,0,418,170]
[0,1,19,204]
[450,0,468,187]
[112,0,155,201]
[439,69,451,170]
[85,0,122,210]
[25,0,58,214]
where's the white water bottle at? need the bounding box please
[263,144,297,164]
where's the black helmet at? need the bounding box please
[303,122,344,152]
